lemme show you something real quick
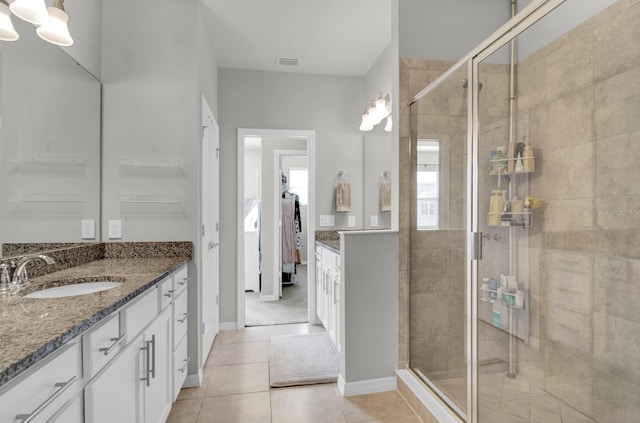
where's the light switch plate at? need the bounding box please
[108,219,122,239]
[319,215,335,227]
[81,219,95,239]
[348,215,356,227]
[371,215,378,227]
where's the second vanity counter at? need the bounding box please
[0,256,189,387]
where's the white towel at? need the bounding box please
[336,181,351,212]
[379,181,391,212]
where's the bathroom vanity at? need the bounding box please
[0,244,191,423]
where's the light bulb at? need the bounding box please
[384,115,392,132]
[359,109,374,131]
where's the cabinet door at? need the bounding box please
[315,249,324,322]
[141,307,172,423]
[85,336,142,423]
[48,397,82,423]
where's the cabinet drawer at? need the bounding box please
[49,397,82,423]
[83,313,123,379]
[172,335,189,401]
[0,343,79,423]
[173,288,189,348]
[173,265,189,296]
[159,276,175,311]
[122,287,158,340]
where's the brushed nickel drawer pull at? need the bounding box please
[15,376,77,423]
[99,333,127,356]
[178,312,190,324]
[178,357,191,373]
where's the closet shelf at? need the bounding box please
[12,157,86,176]
[120,195,187,220]
[119,160,185,177]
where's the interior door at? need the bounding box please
[201,98,219,359]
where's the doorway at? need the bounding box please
[236,129,316,328]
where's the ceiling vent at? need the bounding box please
[276,56,301,67]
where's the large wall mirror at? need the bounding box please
[0,17,101,257]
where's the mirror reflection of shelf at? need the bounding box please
[120,195,186,220]
[487,212,532,227]
[119,160,185,177]
[10,194,85,219]
[12,158,86,176]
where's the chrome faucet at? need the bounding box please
[11,254,55,285]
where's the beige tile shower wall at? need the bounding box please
[513,0,640,417]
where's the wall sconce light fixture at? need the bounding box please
[359,92,391,132]
[0,0,73,45]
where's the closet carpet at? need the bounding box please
[245,265,308,326]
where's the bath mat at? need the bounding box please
[269,333,339,387]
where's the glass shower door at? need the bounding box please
[408,62,470,419]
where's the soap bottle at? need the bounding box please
[489,190,504,226]
[523,145,534,172]
[523,198,532,226]
[492,293,503,328]
[481,278,489,302]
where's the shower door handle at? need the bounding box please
[471,232,483,260]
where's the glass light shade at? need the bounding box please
[9,0,48,25]
[0,2,19,41]
[384,115,392,132]
[359,111,374,131]
[374,95,389,120]
[367,102,382,125]
[37,6,73,46]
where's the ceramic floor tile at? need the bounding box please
[337,391,418,423]
[271,384,348,423]
[205,362,270,397]
[216,326,269,344]
[197,392,271,423]
[166,398,202,423]
[206,341,269,366]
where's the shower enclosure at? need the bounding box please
[403,0,640,421]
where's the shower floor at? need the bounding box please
[419,367,599,423]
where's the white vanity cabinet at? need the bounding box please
[84,264,188,423]
[0,342,80,423]
[315,243,341,351]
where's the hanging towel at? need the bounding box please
[379,181,391,212]
[282,201,297,264]
[336,181,351,212]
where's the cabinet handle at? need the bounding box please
[177,277,190,286]
[150,334,156,380]
[164,289,175,298]
[178,312,190,324]
[140,340,152,387]
[178,356,191,373]
[15,376,77,423]
[99,333,127,356]
[334,281,340,304]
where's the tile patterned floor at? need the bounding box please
[167,323,421,423]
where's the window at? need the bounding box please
[417,140,439,229]
[288,168,308,205]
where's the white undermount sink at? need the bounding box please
[23,281,122,299]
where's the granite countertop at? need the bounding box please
[0,256,189,387]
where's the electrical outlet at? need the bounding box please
[348,215,356,227]
[371,215,378,227]
[108,219,122,239]
[319,215,335,227]
[81,219,95,239]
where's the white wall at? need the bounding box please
[64,0,102,79]
[218,68,364,323]
[244,149,262,200]
[399,0,509,61]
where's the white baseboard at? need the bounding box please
[337,375,397,397]
[220,322,239,331]
[183,370,203,388]
[396,369,462,423]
